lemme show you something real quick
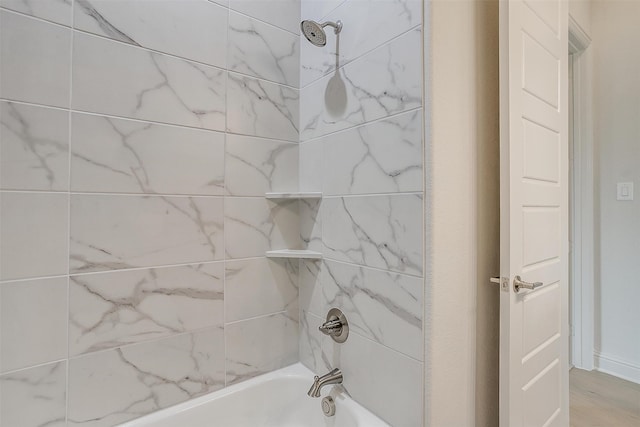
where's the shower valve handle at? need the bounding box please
[318,308,349,343]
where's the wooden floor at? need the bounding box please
[570,368,640,427]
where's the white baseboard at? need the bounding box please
[594,352,640,384]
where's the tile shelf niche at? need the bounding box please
[265,192,322,199]
[265,249,323,259]
[264,192,322,259]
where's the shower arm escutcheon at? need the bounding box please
[318,308,349,343]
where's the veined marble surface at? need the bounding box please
[225,134,298,196]
[0,192,69,280]
[300,0,343,26]
[68,328,225,427]
[69,263,224,356]
[228,11,299,86]
[0,10,71,107]
[224,197,300,259]
[299,197,322,253]
[72,32,226,131]
[1,101,69,191]
[229,0,300,34]
[225,257,298,322]
[0,361,67,427]
[227,72,299,142]
[299,140,322,192]
[301,259,423,360]
[322,194,423,276]
[71,113,225,195]
[322,110,423,195]
[298,259,322,317]
[300,27,422,141]
[1,277,68,373]
[73,0,227,67]
[70,195,224,273]
[225,312,298,386]
[1,1,424,425]
[300,311,422,427]
[300,0,421,87]
[0,0,72,26]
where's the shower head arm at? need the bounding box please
[320,20,342,35]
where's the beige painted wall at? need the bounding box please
[591,0,640,382]
[570,0,592,34]
[425,0,499,425]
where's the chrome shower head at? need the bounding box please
[301,20,342,47]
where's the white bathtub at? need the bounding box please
[120,363,389,427]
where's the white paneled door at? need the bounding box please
[499,0,569,426]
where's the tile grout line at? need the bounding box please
[0,98,301,145]
[65,1,75,422]
[0,5,302,72]
[223,3,230,390]
[298,106,424,145]
[0,256,291,285]
[299,23,422,90]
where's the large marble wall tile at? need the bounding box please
[300,0,343,24]
[74,0,227,68]
[299,259,322,318]
[68,328,225,427]
[225,257,298,322]
[299,311,422,427]
[300,0,421,86]
[299,310,332,373]
[228,12,299,86]
[1,101,69,191]
[227,73,299,142]
[0,361,67,427]
[0,192,68,280]
[299,140,322,191]
[0,11,71,107]
[69,262,224,356]
[323,110,422,195]
[225,312,298,385]
[0,277,68,373]
[225,134,297,196]
[71,113,225,195]
[300,27,422,141]
[70,195,223,273]
[322,194,422,276]
[300,197,322,252]
[72,33,226,131]
[0,0,72,26]
[229,0,300,34]
[224,197,300,259]
[341,331,422,427]
[322,260,422,360]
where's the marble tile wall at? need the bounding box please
[1,0,425,426]
[0,1,301,425]
[298,0,424,426]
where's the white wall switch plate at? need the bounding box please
[617,182,634,201]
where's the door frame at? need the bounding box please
[568,15,594,371]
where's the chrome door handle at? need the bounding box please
[513,276,543,292]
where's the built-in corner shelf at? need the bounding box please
[265,192,322,200]
[265,249,323,260]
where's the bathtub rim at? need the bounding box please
[118,362,390,427]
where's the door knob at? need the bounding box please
[513,276,543,293]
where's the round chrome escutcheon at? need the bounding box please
[321,396,336,417]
